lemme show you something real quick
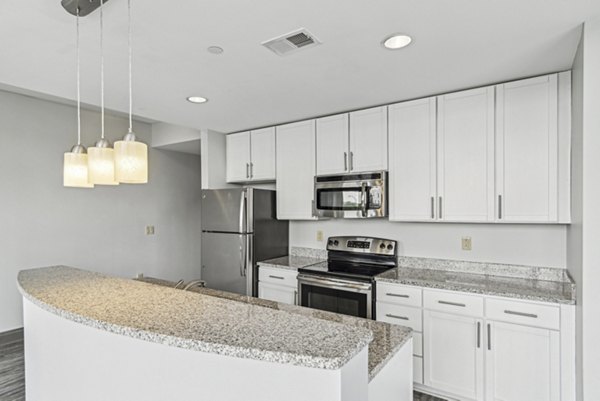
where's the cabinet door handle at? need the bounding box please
[344,152,348,171]
[294,290,298,305]
[439,197,443,219]
[487,323,491,351]
[246,163,250,179]
[385,314,409,321]
[477,322,481,348]
[431,197,435,219]
[250,162,254,178]
[386,293,409,298]
[498,195,503,219]
[349,151,354,171]
[438,300,466,308]
[268,275,285,280]
[504,310,538,319]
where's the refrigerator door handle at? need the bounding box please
[239,190,246,233]
[245,235,253,295]
[239,236,245,278]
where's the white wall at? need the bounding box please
[567,27,584,401]
[567,17,600,401]
[291,221,567,268]
[0,90,202,332]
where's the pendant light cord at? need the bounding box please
[100,0,105,139]
[76,7,82,145]
[128,0,133,133]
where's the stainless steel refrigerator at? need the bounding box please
[201,188,289,296]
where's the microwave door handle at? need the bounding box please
[361,182,367,217]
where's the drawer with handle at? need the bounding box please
[423,289,484,317]
[376,282,422,307]
[258,266,298,288]
[485,297,560,330]
[376,303,422,331]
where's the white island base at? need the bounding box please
[24,299,412,401]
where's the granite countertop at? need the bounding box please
[376,267,576,304]
[138,277,412,381]
[17,266,374,371]
[258,255,324,271]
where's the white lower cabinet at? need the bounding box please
[423,310,484,401]
[258,282,297,305]
[485,321,560,401]
[257,266,298,305]
[376,282,574,401]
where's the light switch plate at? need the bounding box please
[146,225,155,235]
[316,230,323,242]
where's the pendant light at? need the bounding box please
[88,0,118,185]
[114,0,148,184]
[64,7,94,188]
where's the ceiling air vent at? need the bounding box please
[262,28,321,56]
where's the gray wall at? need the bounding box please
[0,90,202,332]
[567,17,600,401]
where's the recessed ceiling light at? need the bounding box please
[207,46,224,55]
[187,96,208,104]
[382,34,412,50]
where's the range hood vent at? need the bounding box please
[262,28,321,56]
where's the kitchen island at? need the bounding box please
[17,266,412,401]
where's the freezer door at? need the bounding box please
[201,188,248,233]
[201,232,252,296]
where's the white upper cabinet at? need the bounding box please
[249,127,276,181]
[276,120,317,220]
[226,131,251,182]
[437,87,495,222]
[389,98,437,221]
[316,114,349,175]
[349,106,388,172]
[226,128,275,183]
[495,73,566,223]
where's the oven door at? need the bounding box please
[297,274,373,319]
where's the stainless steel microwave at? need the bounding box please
[313,171,388,218]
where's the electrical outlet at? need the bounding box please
[145,225,155,235]
[136,273,144,279]
[316,230,323,242]
[461,236,472,251]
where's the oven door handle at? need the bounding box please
[297,274,372,293]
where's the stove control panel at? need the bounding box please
[327,236,397,256]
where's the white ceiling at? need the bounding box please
[0,0,597,134]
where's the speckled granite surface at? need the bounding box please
[138,277,412,381]
[17,266,374,370]
[258,255,323,271]
[290,247,327,260]
[398,256,567,281]
[376,267,576,304]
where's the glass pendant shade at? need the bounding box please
[63,145,94,188]
[114,131,148,183]
[88,139,119,185]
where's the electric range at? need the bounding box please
[297,236,397,319]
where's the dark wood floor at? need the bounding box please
[0,328,445,401]
[0,329,25,401]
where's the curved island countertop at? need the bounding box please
[138,277,413,380]
[17,266,373,370]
